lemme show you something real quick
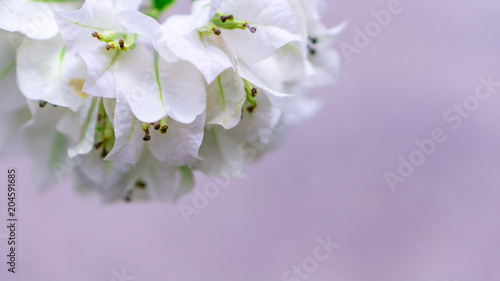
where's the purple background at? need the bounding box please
[1,0,500,280]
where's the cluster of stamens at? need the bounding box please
[92,31,134,52]
[142,119,169,142]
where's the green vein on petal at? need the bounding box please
[92,50,120,87]
[0,60,15,80]
[70,97,99,156]
[216,76,227,123]
[154,51,166,111]
[58,45,66,99]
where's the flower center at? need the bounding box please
[199,13,257,36]
[92,30,137,52]
[142,117,169,142]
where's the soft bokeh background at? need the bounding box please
[1,0,500,280]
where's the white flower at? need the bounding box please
[288,0,346,87]
[53,0,142,98]
[55,0,207,124]
[209,0,302,63]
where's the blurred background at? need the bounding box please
[1,0,500,280]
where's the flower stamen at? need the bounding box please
[135,180,146,189]
[92,31,102,41]
[106,43,115,51]
[220,15,234,23]
[160,125,168,134]
[119,38,125,50]
[243,23,257,33]
[142,123,151,141]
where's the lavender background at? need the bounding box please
[1,0,500,280]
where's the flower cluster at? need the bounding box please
[0,0,344,202]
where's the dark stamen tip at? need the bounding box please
[247,106,255,113]
[309,36,318,44]
[154,123,161,130]
[213,27,222,36]
[307,45,317,56]
[220,14,234,23]
[94,141,104,149]
[124,190,132,202]
[119,38,125,50]
[101,148,109,158]
[135,180,146,189]
[160,125,168,134]
[143,128,151,141]
[244,23,257,33]
[106,44,115,51]
[92,31,101,40]
[251,87,258,97]
[39,101,48,108]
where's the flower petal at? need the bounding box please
[148,112,206,166]
[115,46,206,124]
[218,0,301,62]
[162,16,235,83]
[16,36,87,111]
[104,93,145,164]
[206,69,245,129]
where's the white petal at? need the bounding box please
[227,88,283,144]
[0,0,81,40]
[162,16,235,83]
[191,0,222,29]
[104,93,145,164]
[143,163,195,201]
[238,62,295,109]
[75,149,132,202]
[67,97,100,158]
[56,98,96,143]
[206,69,245,129]
[115,46,206,124]
[304,48,341,87]
[148,112,206,166]
[218,0,301,62]
[16,36,88,111]
[80,47,119,98]
[54,0,131,55]
[194,126,245,177]
[116,10,162,39]
[117,10,179,63]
